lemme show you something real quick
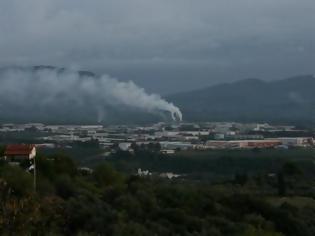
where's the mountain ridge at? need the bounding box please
[167,74,315,124]
[1,65,315,124]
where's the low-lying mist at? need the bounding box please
[0,66,182,123]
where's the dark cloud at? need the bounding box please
[0,0,314,93]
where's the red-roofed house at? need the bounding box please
[4,144,36,162]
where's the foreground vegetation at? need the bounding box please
[1,150,315,235]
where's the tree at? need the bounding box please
[234,173,248,186]
[55,175,76,199]
[93,164,123,187]
[53,154,77,177]
[282,162,302,177]
[0,145,5,157]
[36,155,55,180]
[277,172,287,197]
[0,165,33,197]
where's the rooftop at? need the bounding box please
[4,144,35,156]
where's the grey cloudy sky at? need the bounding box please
[0,0,314,94]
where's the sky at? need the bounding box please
[0,0,314,94]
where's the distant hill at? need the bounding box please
[0,66,165,124]
[1,65,315,125]
[167,75,315,124]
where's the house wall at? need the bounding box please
[29,147,36,159]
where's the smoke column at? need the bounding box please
[0,67,182,122]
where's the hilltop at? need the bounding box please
[168,75,315,124]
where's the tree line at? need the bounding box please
[0,152,315,235]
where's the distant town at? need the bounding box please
[1,122,314,155]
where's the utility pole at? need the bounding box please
[33,155,36,192]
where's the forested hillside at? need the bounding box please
[1,151,315,235]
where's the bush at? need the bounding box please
[0,165,34,196]
[93,164,124,187]
[55,175,76,199]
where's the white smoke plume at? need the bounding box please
[0,66,183,122]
